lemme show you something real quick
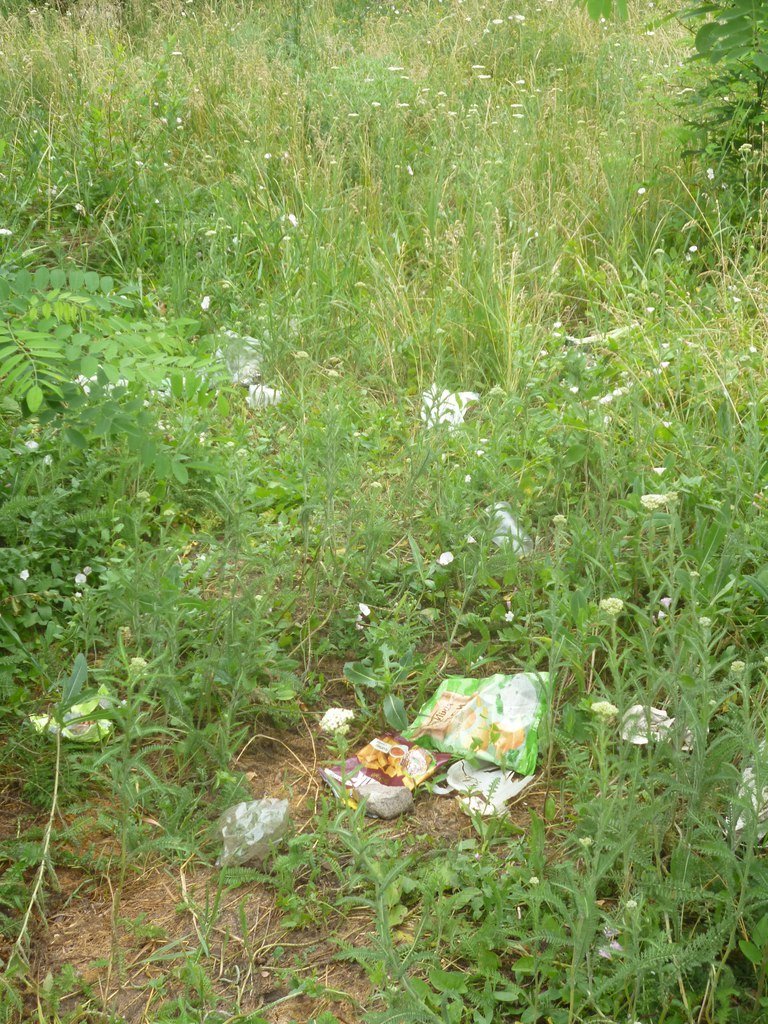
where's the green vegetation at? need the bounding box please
[2,0,768,1022]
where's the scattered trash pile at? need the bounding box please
[215,329,282,410]
[321,672,549,821]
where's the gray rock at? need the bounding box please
[355,780,414,819]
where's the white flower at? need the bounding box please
[464,474,472,483]
[528,876,540,886]
[467,535,477,545]
[201,295,211,311]
[83,566,92,576]
[578,836,593,848]
[358,603,371,617]
[599,597,624,618]
[19,569,30,581]
[74,572,87,585]
[504,610,515,622]
[437,551,454,566]
[731,660,746,674]
[699,616,712,628]
[625,899,638,910]
[0,228,12,236]
[640,492,676,511]
[707,168,715,180]
[286,213,298,228]
[43,455,53,466]
[25,440,40,451]
[552,514,567,525]
[591,700,619,719]
[637,186,646,195]
[319,707,355,736]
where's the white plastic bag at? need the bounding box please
[490,502,533,554]
[217,798,290,866]
[421,386,479,429]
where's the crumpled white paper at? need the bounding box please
[620,704,694,751]
[435,759,534,816]
[732,744,768,841]
[421,387,479,429]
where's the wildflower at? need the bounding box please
[24,440,39,451]
[552,514,567,525]
[467,535,477,545]
[625,899,638,910]
[504,610,515,623]
[637,186,647,195]
[578,836,593,848]
[293,350,310,360]
[437,551,454,566]
[0,228,12,236]
[129,657,148,674]
[591,700,619,720]
[358,603,371,617]
[707,168,715,181]
[201,295,211,311]
[19,569,30,581]
[731,660,746,674]
[688,245,698,253]
[464,474,472,483]
[699,616,712,628]
[528,876,540,886]
[74,572,87,586]
[320,707,355,736]
[43,455,53,466]
[286,213,298,228]
[640,492,674,511]
[599,597,624,618]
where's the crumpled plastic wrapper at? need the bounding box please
[620,704,694,751]
[421,387,479,428]
[732,743,768,842]
[216,798,290,867]
[29,685,120,743]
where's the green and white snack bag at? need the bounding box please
[405,672,549,773]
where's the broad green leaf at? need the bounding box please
[26,385,44,412]
[428,968,468,994]
[343,661,381,689]
[61,653,88,708]
[383,694,409,733]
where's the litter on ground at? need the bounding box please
[246,383,282,409]
[421,386,479,428]
[435,759,534,816]
[620,704,694,750]
[490,502,533,554]
[406,672,549,773]
[319,735,449,818]
[29,685,120,743]
[217,798,290,866]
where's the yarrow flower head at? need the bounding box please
[591,700,619,720]
[640,492,676,511]
[437,551,454,566]
[730,660,746,674]
[320,707,355,736]
[599,597,624,618]
[552,514,567,525]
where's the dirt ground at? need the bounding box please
[2,728,547,1023]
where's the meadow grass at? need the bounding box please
[2,1,768,1022]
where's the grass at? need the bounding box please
[2,0,768,1022]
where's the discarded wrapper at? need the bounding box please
[421,386,479,429]
[217,330,262,387]
[217,798,290,867]
[29,684,120,743]
[620,704,694,751]
[319,735,450,817]
[490,502,533,554]
[406,672,549,773]
[435,758,534,817]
